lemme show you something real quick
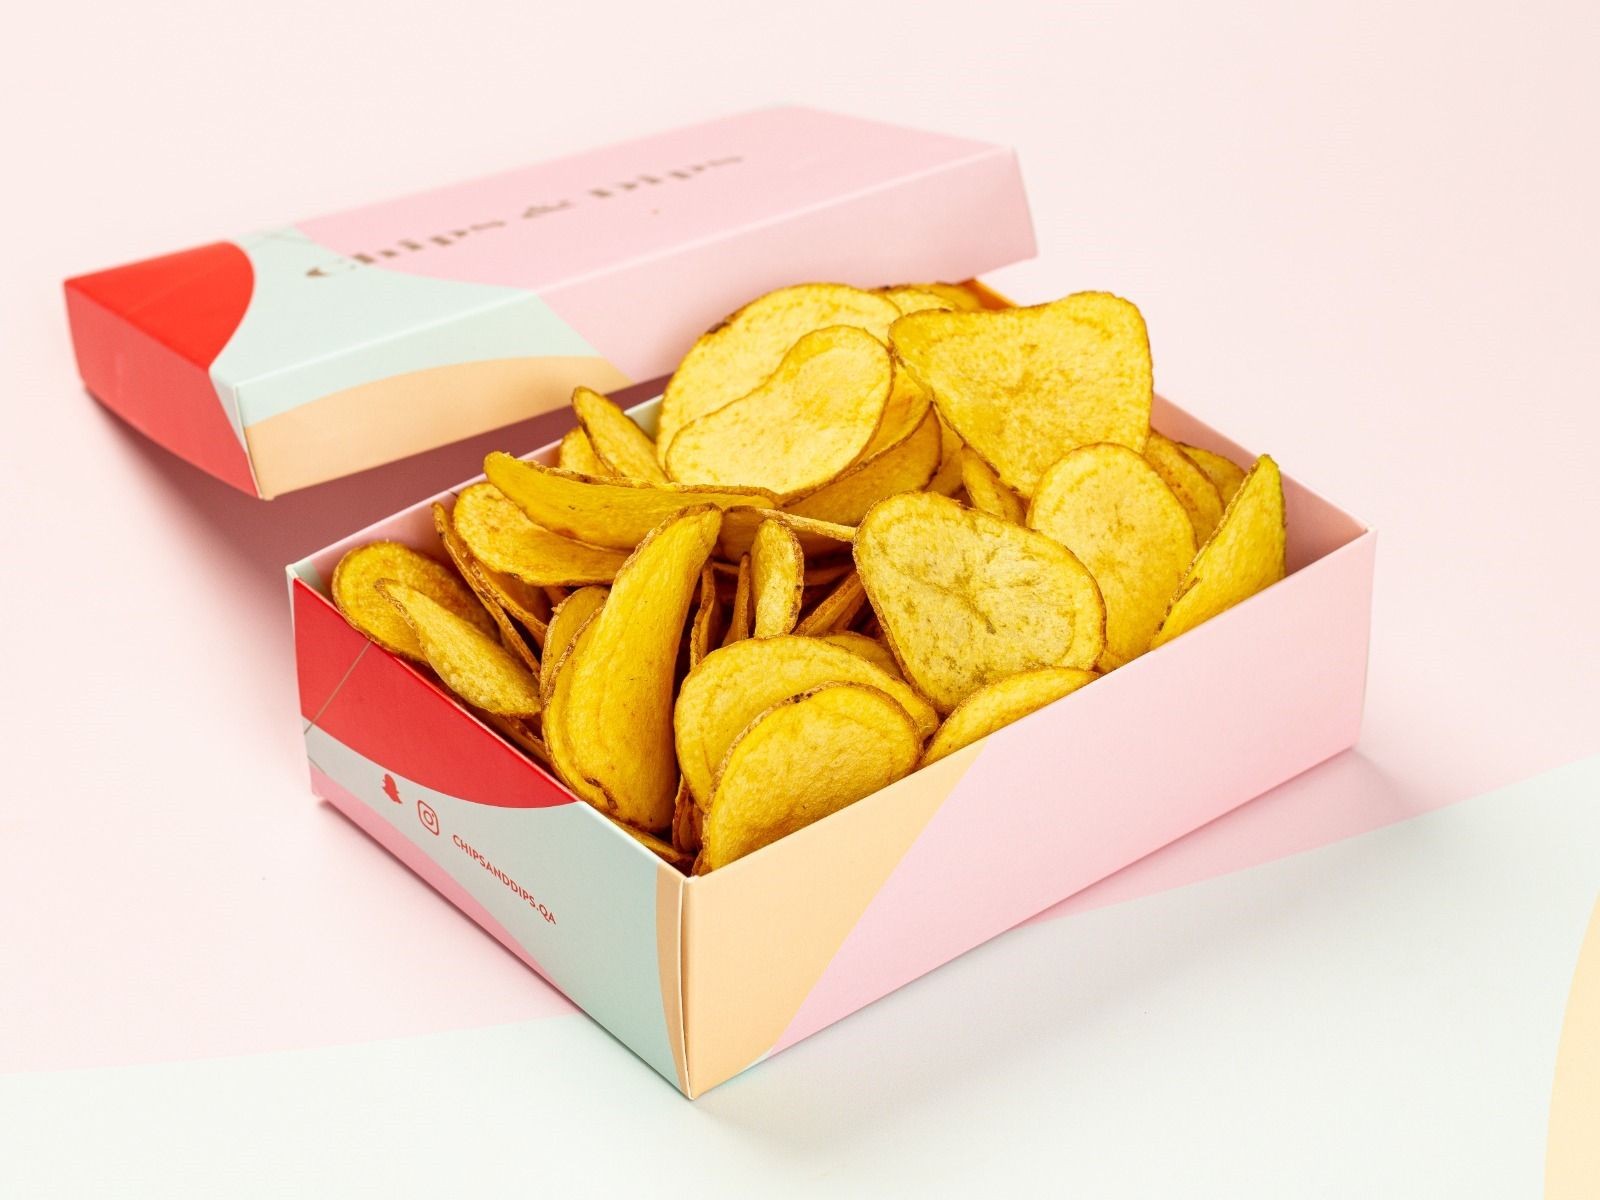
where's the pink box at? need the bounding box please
[289,390,1373,1098]
[62,107,1032,498]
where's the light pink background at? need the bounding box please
[2,0,1596,1101]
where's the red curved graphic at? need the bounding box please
[65,242,258,494]
[294,581,576,809]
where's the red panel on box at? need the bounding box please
[65,243,258,494]
[292,581,574,810]
[68,242,253,366]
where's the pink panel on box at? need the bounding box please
[773,533,1375,1054]
[297,108,1032,380]
[298,108,999,292]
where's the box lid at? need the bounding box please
[64,106,1035,498]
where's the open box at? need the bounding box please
[290,388,1374,1098]
[65,102,1373,1096]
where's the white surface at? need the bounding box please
[5,756,1595,1197]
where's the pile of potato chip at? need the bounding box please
[332,282,1285,874]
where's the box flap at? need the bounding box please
[65,106,1035,498]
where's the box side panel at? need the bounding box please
[540,144,1034,382]
[292,580,683,1087]
[64,246,258,495]
[216,227,630,498]
[684,530,1375,1095]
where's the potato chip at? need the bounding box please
[750,519,804,638]
[664,326,893,500]
[1144,431,1223,543]
[689,564,722,669]
[721,554,753,646]
[480,712,551,765]
[891,292,1152,496]
[926,415,965,496]
[1151,455,1286,648]
[572,386,668,485]
[959,447,1026,523]
[485,452,774,551]
[332,541,493,662]
[431,503,540,673]
[922,667,1096,766]
[793,570,867,636]
[544,506,721,829]
[818,631,903,677]
[804,560,854,588]
[879,286,955,315]
[452,482,629,587]
[716,507,855,560]
[472,569,551,645]
[674,634,938,807]
[672,778,702,855]
[787,403,941,526]
[1179,443,1246,506]
[542,586,570,607]
[696,683,921,872]
[614,818,694,871]
[857,363,934,460]
[656,283,901,458]
[540,585,607,699]
[1027,445,1197,669]
[377,581,542,718]
[902,281,986,312]
[557,427,609,477]
[854,492,1105,711]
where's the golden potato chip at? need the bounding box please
[1027,445,1197,669]
[926,414,966,496]
[674,634,938,807]
[854,492,1105,711]
[540,585,607,699]
[332,541,493,662]
[959,447,1026,523]
[696,683,921,872]
[485,452,774,551]
[902,281,986,311]
[879,285,955,315]
[656,283,901,458]
[664,326,893,500]
[818,631,903,677]
[891,292,1152,495]
[572,386,668,485]
[787,403,941,526]
[856,356,936,460]
[922,667,1097,766]
[802,560,852,588]
[689,564,722,668]
[614,818,694,871]
[472,569,550,645]
[377,581,542,718]
[481,712,551,765]
[793,570,867,636]
[452,482,629,587]
[431,503,540,673]
[672,778,702,855]
[544,506,721,829]
[557,427,609,477]
[1144,431,1223,544]
[716,507,855,560]
[750,519,804,638]
[1152,455,1286,648]
[1179,443,1246,506]
[543,586,570,607]
[721,554,753,646]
